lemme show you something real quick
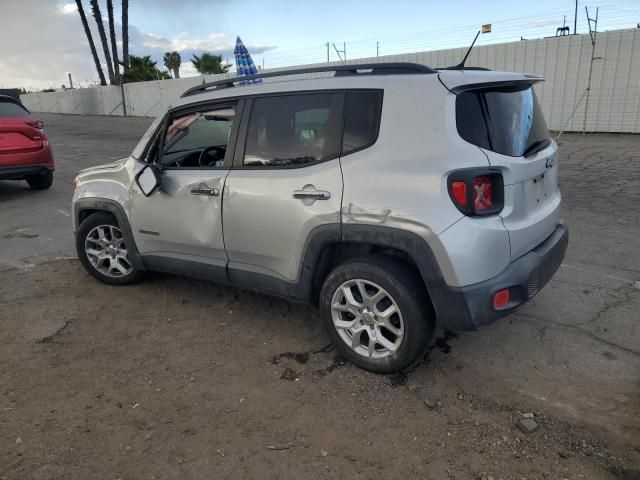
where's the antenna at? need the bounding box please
[455,30,481,69]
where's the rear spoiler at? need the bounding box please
[443,76,544,95]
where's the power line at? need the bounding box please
[260,3,637,69]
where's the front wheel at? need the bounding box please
[319,256,434,374]
[76,212,144,285]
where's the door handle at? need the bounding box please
[292,190,331,200]
[190,187,220,196]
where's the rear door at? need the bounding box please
[222,91,344,286]
[454,81,561,260]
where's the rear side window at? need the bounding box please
[243,93,342,167]
[456,85,549,157]
[342,90,382,155]
[0,101,29,117]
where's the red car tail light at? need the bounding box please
[26,120,44,129]
[447,169,503,216]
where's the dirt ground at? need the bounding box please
[1,115,639,480]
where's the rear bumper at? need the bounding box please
[434,224,568,330]
[0,144,54,178]
[0,164,54,180]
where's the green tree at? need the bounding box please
[90,0,115,84]
[106,0,121,84]
[163,51,182,78]
[121,55,171,83]
[122,0,129,74]
[75,0,106,86]
[191,53,230,75]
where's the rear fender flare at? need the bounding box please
[299,224,472,330]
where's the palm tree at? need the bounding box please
[106,0,120,84]
[122,55,171,83]
[121,0,129,75]
[163,51,181,78]
[75,0,106,86]
[90,0,115,84]
[191,53,230,75]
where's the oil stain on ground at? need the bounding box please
[271,344,346,379]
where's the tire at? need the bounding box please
[319,256,434,374]
[76,212,144,285]
[26,170,53,190]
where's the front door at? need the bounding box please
[130,101,242,279]
[223,92,344,286]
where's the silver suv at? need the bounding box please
[72,63,568,373]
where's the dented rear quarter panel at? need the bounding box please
[340,76,512,287]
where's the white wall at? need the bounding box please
[21,28,640,133]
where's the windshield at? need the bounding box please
[131,115,164,160]
[456,85,549,157]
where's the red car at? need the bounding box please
[0,95,54,190]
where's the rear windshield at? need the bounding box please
[456,85,549,157]
[0,100,29,117]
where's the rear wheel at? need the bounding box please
[76,212,144,285]
[26,170,53,190]
[319,256,434,373]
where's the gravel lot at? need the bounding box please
[1,114,639,479]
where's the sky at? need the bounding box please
[1,0,638,90]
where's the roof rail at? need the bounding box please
[437,66,492,71]
[180,62,436,98]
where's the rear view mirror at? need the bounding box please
[135,165,162,197]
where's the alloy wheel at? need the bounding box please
[330,279,405,359]
[84,225,133,278]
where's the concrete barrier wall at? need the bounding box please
[21,28,640,133]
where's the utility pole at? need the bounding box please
[583,6,600,135]
[67,72,74,89]
[574,0,578,34]
[326,42,330,62]
[120,82,127,117]
[376,41,380,57]
[332,43,346,63]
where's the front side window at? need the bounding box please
[243,93,341,167]
[159,105,236,168]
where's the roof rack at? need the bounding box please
[180,62,436,98]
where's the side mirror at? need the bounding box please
[135,164,162,197]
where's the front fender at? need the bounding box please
[73,197,145,271]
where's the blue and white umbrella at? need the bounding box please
[233,36,262,85]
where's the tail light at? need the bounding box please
[493,288,511,309]
[447,169,503,216]
[26,120,44,129]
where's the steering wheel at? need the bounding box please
[198,146,226,167]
